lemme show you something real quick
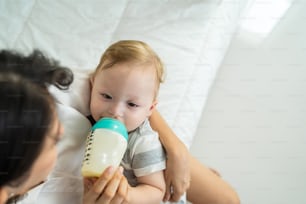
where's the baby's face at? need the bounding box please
[90,62,157,132]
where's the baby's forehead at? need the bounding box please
[102,58,154,68]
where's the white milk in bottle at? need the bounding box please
[81,117,128,177]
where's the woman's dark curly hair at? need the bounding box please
[0,49,73,90]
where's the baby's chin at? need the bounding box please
[127,127,136,133]
[127,125,139,134]
[127,121,147,133]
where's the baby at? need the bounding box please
[87,40,171,203]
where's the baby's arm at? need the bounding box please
[127,170,165,204]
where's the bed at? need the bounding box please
[0,1,251,203]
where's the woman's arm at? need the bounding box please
[149,110,190,202]
[187,156,240,204]
[149,110,240,204]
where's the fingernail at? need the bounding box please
[163,194,169,201]
[106,166,114,175]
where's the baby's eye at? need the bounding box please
[127,102,139,108]
[101,93,112,99]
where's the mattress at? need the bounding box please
[0,1,250,203]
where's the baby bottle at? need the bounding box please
[81,117,128,177]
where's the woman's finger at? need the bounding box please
[83,178,95,194]
[110,173,129,204]
[97,167,124,204]
[83,166,115,203]
[171,176,191,202]
[169,180,188,202]
[93,166,116,194]
[163,172,171,201]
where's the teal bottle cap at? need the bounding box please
[92,117,128,140]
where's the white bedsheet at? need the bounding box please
[0,0,249,147]
[0,1,250,203]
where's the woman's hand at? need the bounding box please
[163,141,191,202]
[148,110,191,202]
[83,166,129,204]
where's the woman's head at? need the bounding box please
[0,73,63,202]
[0,50,72,203]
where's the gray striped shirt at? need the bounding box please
[121,119,166,187]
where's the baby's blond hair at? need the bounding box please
[94,40,165,97]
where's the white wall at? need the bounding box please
[190,1,306,203]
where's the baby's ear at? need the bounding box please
[89,73,94,85]
[149,100,158,112]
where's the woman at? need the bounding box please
[0,50,73,203]
[0,50,147,204]
[0,72,63,203]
